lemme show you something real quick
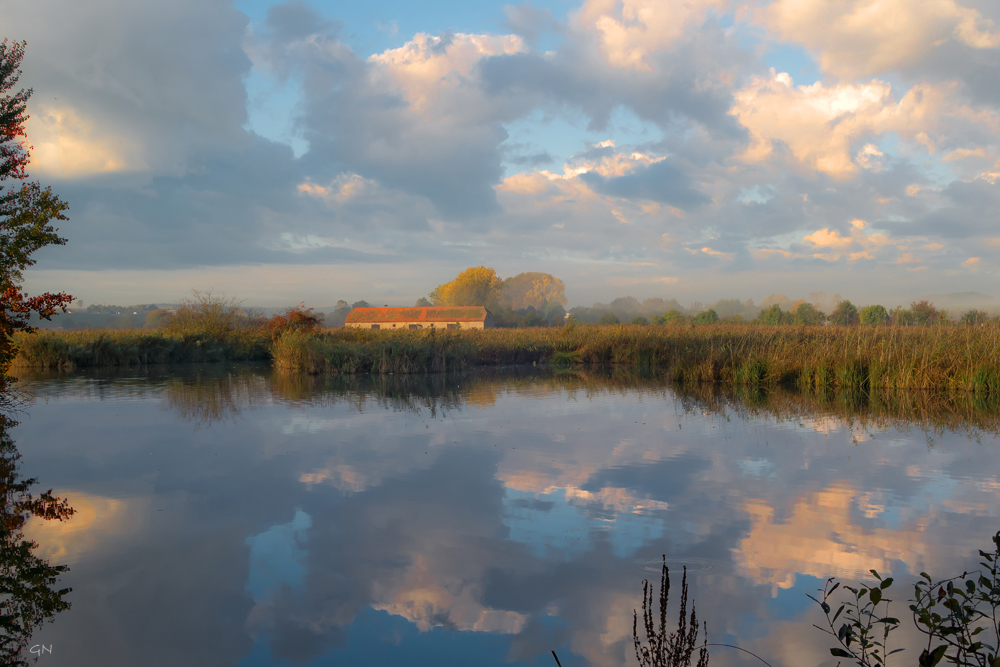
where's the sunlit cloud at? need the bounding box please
[754,0,1000,78]
[22,491,143,564]
[574,0,727,70]
[369,32,526,115]
[27,106,143,177]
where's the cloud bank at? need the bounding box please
[4,0,999,305]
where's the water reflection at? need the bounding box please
[0,415,74,665]
[14,366,1000,666]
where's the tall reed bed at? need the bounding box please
[17,323,1000,393]
[12,327,270,369]
[272,324,1000,392]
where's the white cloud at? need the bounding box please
[369,32,526,115]
[731,70,1000,177]
[755,0,1000,78]
[574,0,727,70]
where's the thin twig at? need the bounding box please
[706,643,775,667]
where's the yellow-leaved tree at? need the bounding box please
[502,272,567,310]
[429,267,503,307]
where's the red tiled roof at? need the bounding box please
[345,306,490,323]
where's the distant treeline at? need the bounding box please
[43,295,996,332]
[567,294,994,327]
[30,303,172,331]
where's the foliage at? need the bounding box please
[161,291,269,359]
[694,310,719,325]
[501,272,567,310]
[655,310,686,326]
[757,304,788,325]
[0,42,74,662]
[830,300,860,326]
[598,313,621,325]
[962,309,990,326]
[793,302,826,325]
[143,309,171,329]
[429,267,503,308]
[911,300,942,326]
[809,571,901,667]
[632,316,650,326]
[0,40,73,389]
[890,306,915,326]
[860,305,890,326]
[633,556,709,667]
[907,532,1000,667]
[0,415,75,666]
[415,297,432,307]
[494,305,559,328]
[813,531,1000,667]
[266,304,323,343]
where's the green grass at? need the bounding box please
[16,323,1000,394]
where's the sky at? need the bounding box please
[5,0,1000,308]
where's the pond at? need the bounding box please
[14,365,1000,666]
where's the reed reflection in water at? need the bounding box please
[12,365,1000,667]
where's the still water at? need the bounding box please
[15,365,1000,666]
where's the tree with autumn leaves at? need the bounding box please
[0,40,72,390]
[428,267,567,311]
[0,40,75,665]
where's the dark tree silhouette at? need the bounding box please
[0,415,74,665]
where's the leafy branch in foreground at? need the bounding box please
[809,570,901,666]
[633,556,709,667]
[812,530,1000,667]
[908,531,1000,667]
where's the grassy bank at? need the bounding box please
[12,328,269,368]
[15,323,1000,393]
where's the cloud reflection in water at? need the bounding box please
[13,367,1000,666]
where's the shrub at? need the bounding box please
[694,309,718,325]
[757,304,787,325]
[962,309,990,326]
[829,300,859,326]
[910,300,940,325]
[792,302,826,325]
[812,530,1000,667]
[656,310,685,325]
[162,291,268,359]
[267,305,323,343]
[859,305,889,326]
[598,313,621,325]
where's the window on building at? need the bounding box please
[447,323,458,330]
[409,324,421,330]
[371,324,380,330]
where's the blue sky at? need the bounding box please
[5,0,1000,307]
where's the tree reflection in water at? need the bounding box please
[0,415,74,665]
